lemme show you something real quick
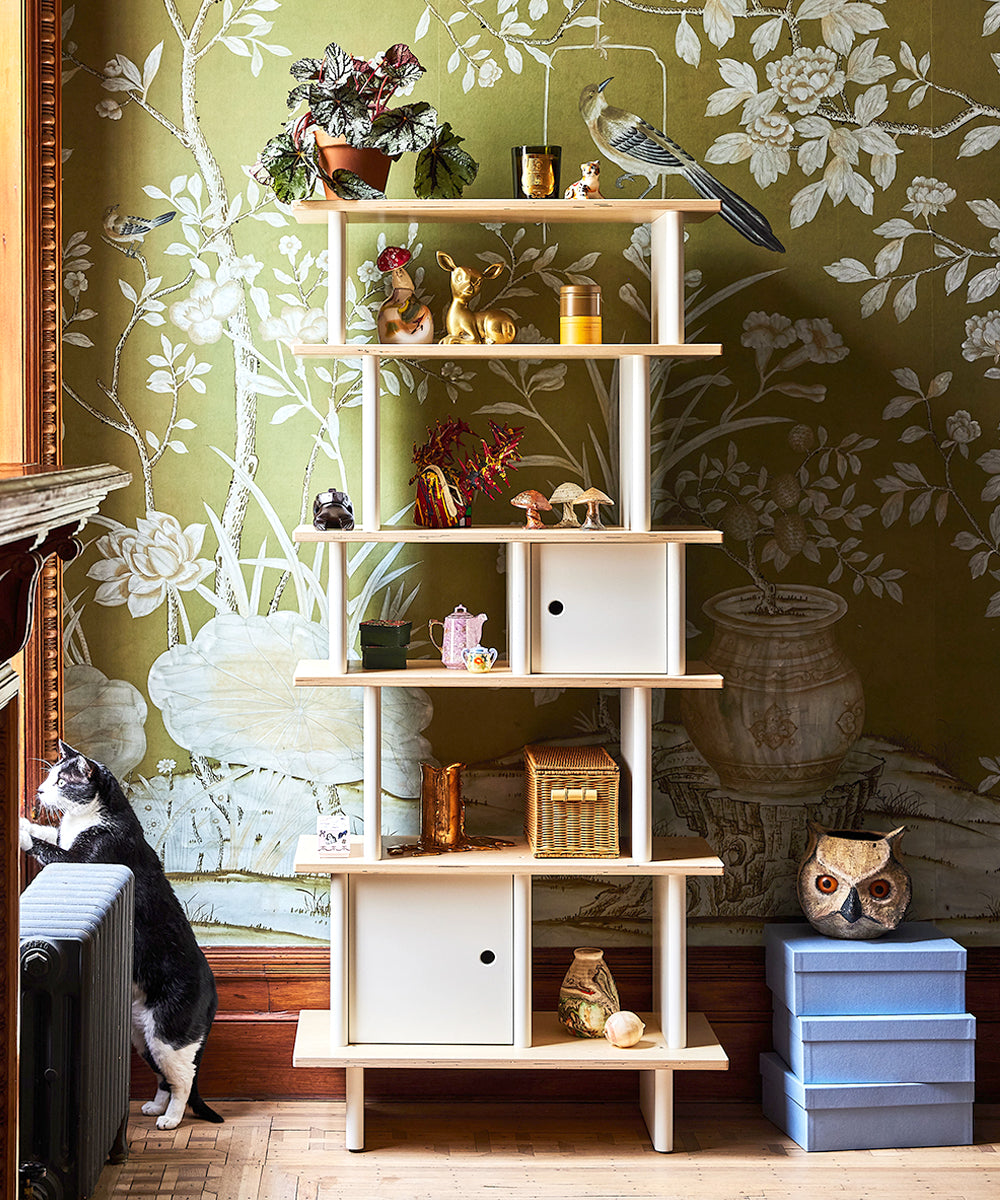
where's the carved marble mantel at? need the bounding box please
[0,463,131,706]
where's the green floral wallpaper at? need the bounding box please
[60,1,1000,946]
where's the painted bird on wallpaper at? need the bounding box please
[101,204,176,257]
[579,79,785,253]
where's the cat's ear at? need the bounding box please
[57,739,80,761]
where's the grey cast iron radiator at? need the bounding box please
[19,863,134,1200]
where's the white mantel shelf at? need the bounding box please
[294,834,725,877]
[293,659,723,689]
[291,342,722,359]
[291,198,721,225]
[293,524,723,545]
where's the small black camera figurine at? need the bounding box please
[312,488,355,531]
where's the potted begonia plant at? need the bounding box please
[252,39,479,201]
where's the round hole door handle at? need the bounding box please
[480,949,496,964]
[547,600,564,615]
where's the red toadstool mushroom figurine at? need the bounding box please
[376,246,434,345]
[511,489,552,529]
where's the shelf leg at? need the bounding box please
[327,211,347,345]
[653,873,688,1049]
[621,686,652,863]
[345,1065,365,1152]
[361,354,380,531]
[651,211,685,345]
[619,355,650,533]
[363,687,382,860]
[667,542,686,676]
[327,541,348,674]
[329,874,348,1048]
[639,1069,674,1153]
[512,874,531,1049]
[507,540,531,675]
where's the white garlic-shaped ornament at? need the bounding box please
[603,1010,645,1048]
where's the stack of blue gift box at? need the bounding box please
[761,922,976,1152]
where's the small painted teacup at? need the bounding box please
[462,644,498,673]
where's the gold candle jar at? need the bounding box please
[560,284,602,345]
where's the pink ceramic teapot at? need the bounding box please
[429,604,487,669]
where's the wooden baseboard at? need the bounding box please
[131,946,1000,1106]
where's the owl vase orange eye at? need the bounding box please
[815,875,838,894]
[868,879,892,900]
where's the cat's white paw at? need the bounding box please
[142,1099,169,1117]
[19,818,33,852]
[155,1113,181,1130]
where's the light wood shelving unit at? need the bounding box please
[287,197,728,1154]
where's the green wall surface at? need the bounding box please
[61,1,1000,945]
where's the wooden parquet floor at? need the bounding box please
[92,1101,1000,1200]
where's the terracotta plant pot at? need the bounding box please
[679,586,865,798]
[314,131,392,196]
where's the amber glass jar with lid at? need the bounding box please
[560,284,602,344]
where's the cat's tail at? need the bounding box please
[188,1078,225,1124]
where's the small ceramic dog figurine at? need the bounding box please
[312,489,355,531]
[436,251,516,345]
[564,161,603,200]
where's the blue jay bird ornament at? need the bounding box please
[579,78,785,253]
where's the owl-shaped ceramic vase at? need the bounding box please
[796,823,911,940]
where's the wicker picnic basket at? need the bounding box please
[523,744,620,857]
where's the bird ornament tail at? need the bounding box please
[682,159,785,254]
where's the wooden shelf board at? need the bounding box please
[291,198,721,225]
[292,341,721,360]
[292,524,723,545]
[293,1009,728,1071]
[293,834,724,877]
[294,660,723,689]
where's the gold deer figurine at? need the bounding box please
[436,251,517,345]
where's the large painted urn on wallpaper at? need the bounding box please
[680,586,865,799]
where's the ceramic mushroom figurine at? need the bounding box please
[511,489,552,529]
[549,481,584,527]
[574,486,613,530]
[375,246,434,345]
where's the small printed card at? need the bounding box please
[317,812,350,856]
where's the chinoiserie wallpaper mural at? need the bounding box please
[60,0,1000,946]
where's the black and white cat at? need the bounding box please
[20,740,223,1130]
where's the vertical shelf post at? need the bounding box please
[507,541,531,674]
[361,354,380,532]
[326,212,348,345]
[329,875,348,1048]
[513,874,532,1049]
[619,355,650,533]
[651,211,685,345]
[345,1066,365,1152]
[639,1069,675,1153]
[327,542,348,674]
[653,873,688,1049]
[363,687,382,860]
[621,686,652,863]
[667,542,686,676]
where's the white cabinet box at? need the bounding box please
[531,544,669,674]
[349,874,513,1045]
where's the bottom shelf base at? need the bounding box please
[293,1009,727,1071]
[293,1010,728,1153]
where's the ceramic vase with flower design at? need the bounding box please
[557,947,620,1038]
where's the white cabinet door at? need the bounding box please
[531,544,668,674]
[349,874,513,1045]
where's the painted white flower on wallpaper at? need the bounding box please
[147,612,432,797]
[88,512,214,619]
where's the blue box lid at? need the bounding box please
[760,1052,976,1109]
[781,1007,976,1043]
[765,921,966,974]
